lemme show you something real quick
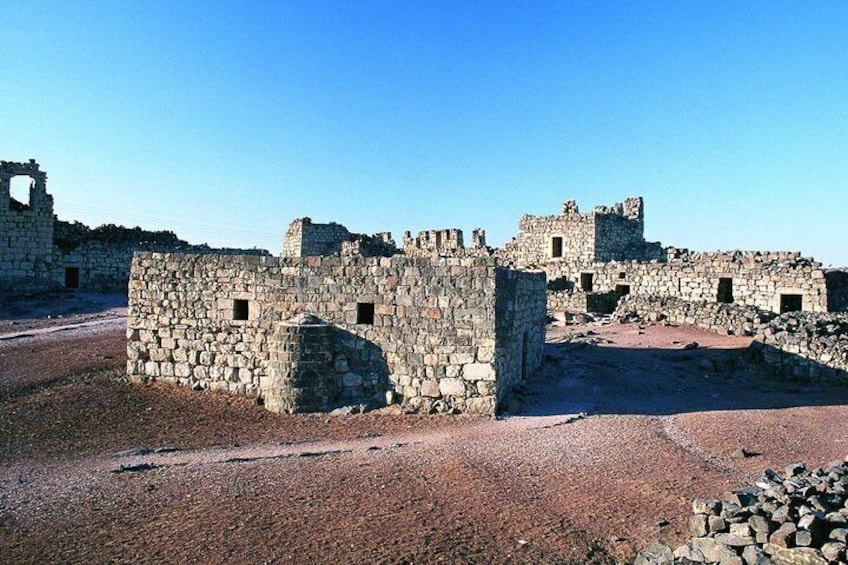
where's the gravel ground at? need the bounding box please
[1,302,847,564]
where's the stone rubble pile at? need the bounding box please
[637,457,848,565]
[749,313,848,385]
[613,294,777,336]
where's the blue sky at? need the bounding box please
[2,1,847,265]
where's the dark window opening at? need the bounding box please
[717,277,734,304]
[580,272,594,292]
[780,294,802,314]
[9,176,31,211]
[435,232,442,247]
[615,284,631,296]
[618,272,626,279]
[233,299,249,321]
[64,267,80,289]
[551,237,563,258]
[357,302,375,325]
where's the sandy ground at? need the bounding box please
[1,297,847,564]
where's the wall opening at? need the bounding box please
[9,176,31,211]
[780,294,802,314]
[435,232,442,247]
[717,277,734,304]
[551,236,563,258]
[618,272,626,279]
[64,267,80,289]
[357,302,375,325]
[233,299,250,321]
[580,272,594,292]
[615,284,631,296]
[521,331,529,381]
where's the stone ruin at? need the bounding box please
[5,158,848,410]
[637,457,848,564]
[127,253,546,415]
[0,159,268,293]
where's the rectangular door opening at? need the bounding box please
[580,272,594,292]
[64,267,80,289]
[717,277,734,303]
[551,237,563,258]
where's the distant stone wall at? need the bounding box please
[542,251,829,314]
[499,197,660,267]
[749,312,848,384]
[127,253,546,414]
[0,160,55,290]
[282,218,398,258]
[613,294,777,336]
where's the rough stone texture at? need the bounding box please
[0,160,54,290]
[499,197,662,265]
[614,294,778,336]
[637,458,848,565]
[749,312,848,385]
[281,217,397,258]
[1,159,269,293]
[127,253,546,415]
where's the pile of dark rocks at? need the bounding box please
[637,457,848,564]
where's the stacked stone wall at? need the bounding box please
[403,228,464,255]
[613,294,778,336]
[282,218,398,258]
[494,268,547,408]
[128,253,545,414]
[749,312,848,385]
[0,160,55,290]
[542,251,828,315]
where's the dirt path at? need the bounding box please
[1,315,847,564]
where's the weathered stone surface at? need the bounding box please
[770,547,827,565]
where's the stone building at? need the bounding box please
[0,159,268,293]
[0,160,55,290]
[127,252,546,415]
[498,197,842,316]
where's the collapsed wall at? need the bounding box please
[613,294,777,336]
[281,217,397,258]
[127,252,546,415]
[749,312,848,385]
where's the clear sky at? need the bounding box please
[2,1,847,265]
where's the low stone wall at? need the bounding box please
[749,312,848,385]
[127,253,546,415]
[613,294,777,336]
[637,458,848,564]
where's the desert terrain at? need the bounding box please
[1,293,847,564]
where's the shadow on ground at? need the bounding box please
[0,291,127,321]
[516,339,848,418]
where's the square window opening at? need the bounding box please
[357,302,375,325]
[233,299,250,321]
[64,267,80,289]
[618,272,626,279]
[615,284,631,296]
[717,277,734,304]
[551,236,563,258]
[580,272,594,292]
[780,294,802,314]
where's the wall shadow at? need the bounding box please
[0,290,127,321]
[518,340,848,417]
[331,328,392,410]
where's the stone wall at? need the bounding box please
[613,294,777,336]
[0,160,55,290]
[542,251,829,315]
[127,252,546,415]
[282,218,397,258]
[749,312,848,384]
[499,196,660,267]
